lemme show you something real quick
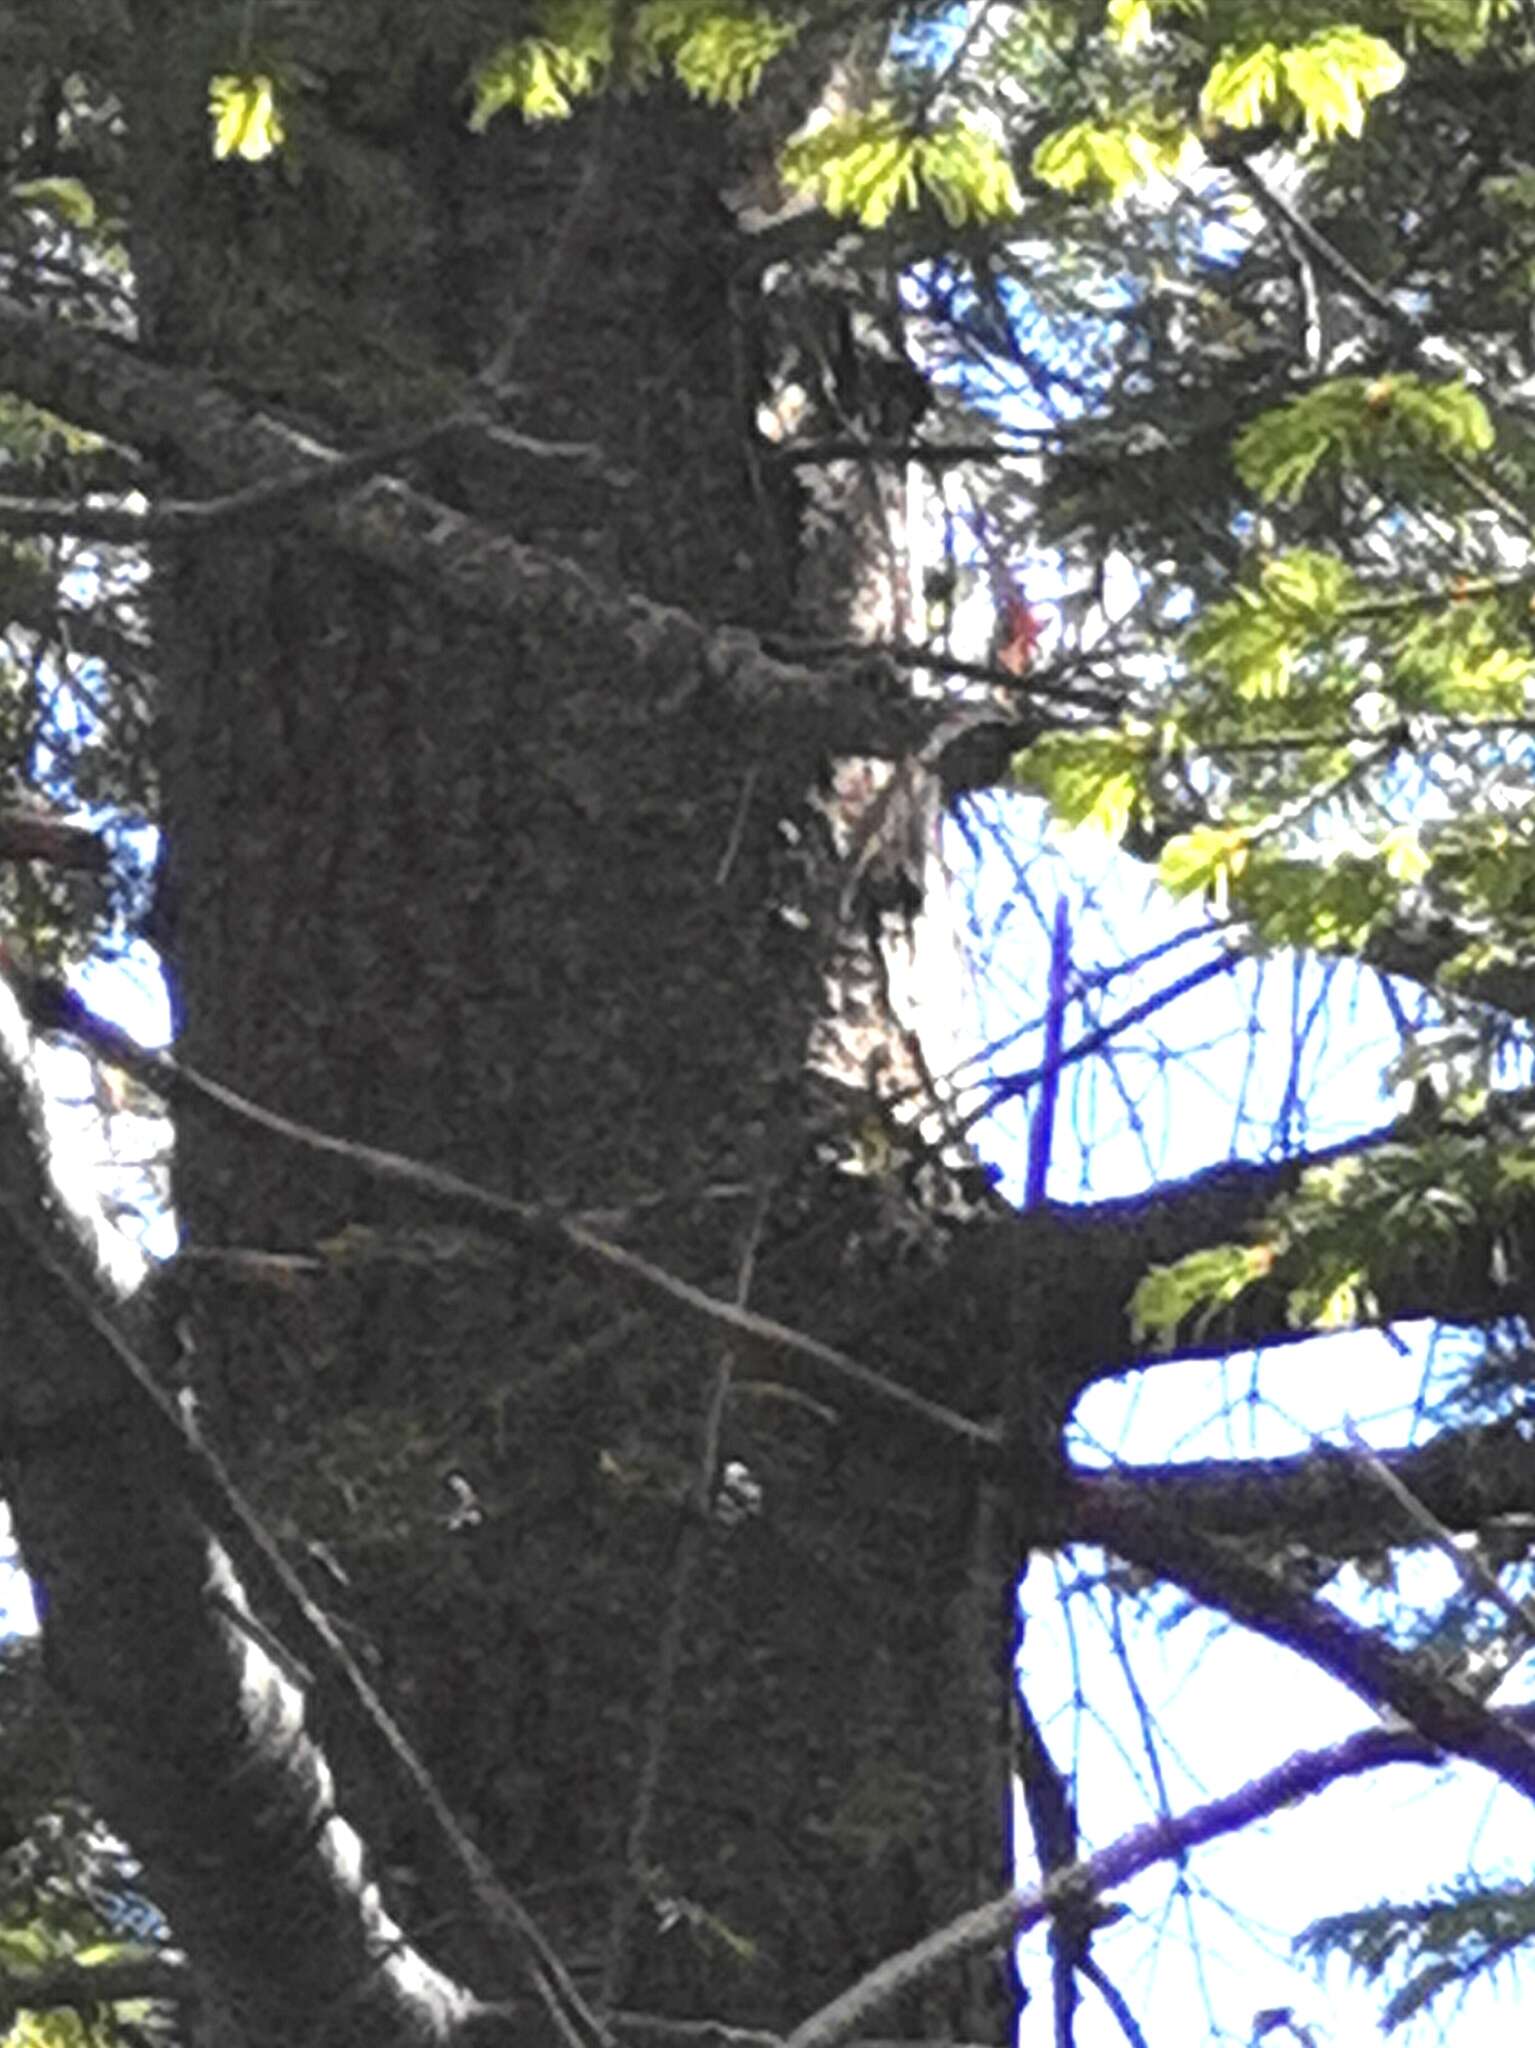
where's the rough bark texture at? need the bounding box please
[113,9,1014,2035]
[3,8,1535,2046]
[0,1014,477,2048]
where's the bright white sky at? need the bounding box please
[948,795,1535,2046]
[883,55,1535,2028]
[8,790,1523,2042]
[2,70,1524,2041]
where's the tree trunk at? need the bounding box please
[119,12,1014,2034]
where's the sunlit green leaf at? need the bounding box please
[471,0,796,124]
[1259,549,1354,621]
[1201,45,1281,128]
[1158,824,1249,906]
[209,75,285,161]
[1107,0,1155,48]
[1379,824,1429,883]
[1288,1263,1366,1329]
[1032,117,1193,198]
[668,9,799,103]
[781,110,919,225]
[1186,589,1300,698]
[9,177,96,228]
[1011,729,1147,839]
[1238,847,1404,948]
[1398,0,1494,50]
[1235,375,1493,503]
[471,18,606,126]
[1386,596,1534,714]
[1129,1243,1275,1353]
[919,122,1022,224]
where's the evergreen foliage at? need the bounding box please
[8,0,1535,2038]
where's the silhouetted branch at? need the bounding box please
[782,1705,1535,2048]
[0,958,1001,1460]
[1071,1416,1535,1552]
[1077,1493,1535,1799]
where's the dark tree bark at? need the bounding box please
[4,9,1535,2048]
[63,8,1019,2038]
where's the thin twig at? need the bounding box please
[1341,1418,1535,1644]
[1080,1956,1150,2048]
[3,966,1000,1459]
[0,1187,614,2048]
[477,0,639,394]
[781,1705,1535,2048]
[601,1182,773,2004]
[1226,160,1535,540]
[1078,1489,1535,1798]
[714,765,759,886]
[0,414,608,542]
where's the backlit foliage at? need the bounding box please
[468,0,801,122]
[780,109,1022,223]
[1297,1877,1535,2028]
[208,76,285,162]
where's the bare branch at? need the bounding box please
[1,961,1001,1459]
[0,413,609,541]
[0,1952,187,2028]
[0,808,108,872]
[1362,915,1535,1021]
[1071,1416,1535,1552]
[601,1184,774,2004]
[1076,1492,1535,1799]
[0,1033,480,2048]
[782,1705,1535,2048]
[0,294,999,762]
